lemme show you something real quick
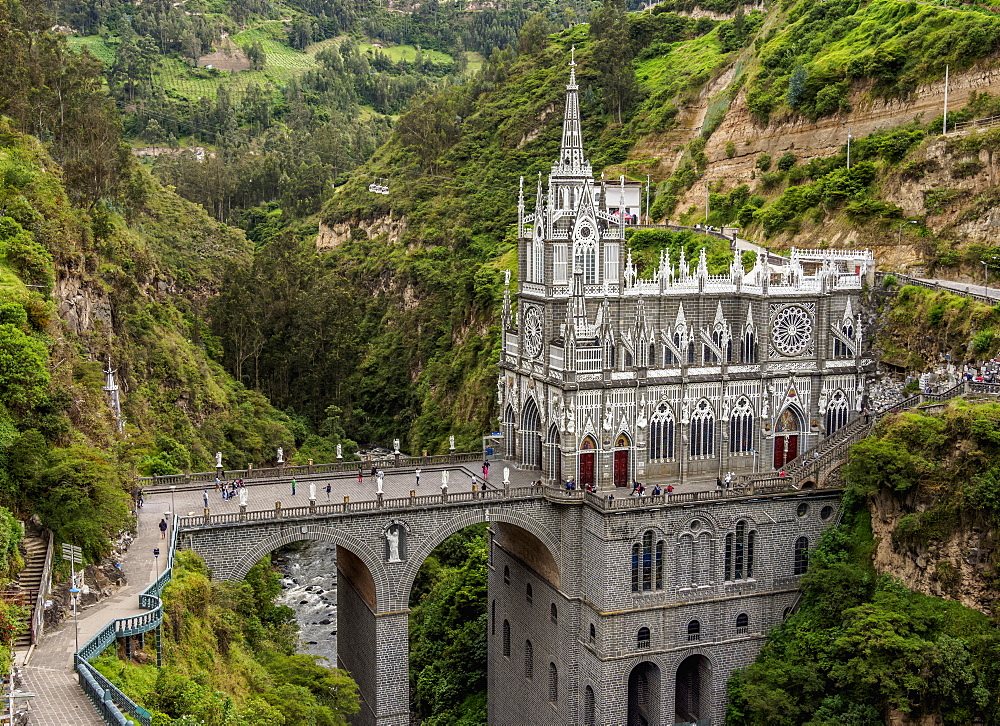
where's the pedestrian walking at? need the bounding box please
[482,461,490,480]
[471,473,477,489]
[415,468,421,486]
[214,476,221,491]
[291,478,297,495]
[136,488,144,508]
[159,518,168,539]
[326,482,332,500]
[358,469,364,484]
[202,489,209,508]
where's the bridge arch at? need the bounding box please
[397,507,560,603]
[226,525,393,611]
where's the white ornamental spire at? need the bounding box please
[517,175,525,235]
[556,48,588,173]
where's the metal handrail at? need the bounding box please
[76,519,179,726]
[29,530,54,645]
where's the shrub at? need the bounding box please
[726,140,736,158]
[777,152,797,171]
[882,274,898,288]
[756,153,772,172]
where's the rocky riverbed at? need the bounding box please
[273,542,339,666]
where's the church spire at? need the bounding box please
[556,47,587,173]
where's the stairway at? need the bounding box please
[13,536,48,648]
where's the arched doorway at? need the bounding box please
[614,433,631,487]
[628,661,661,726]
[773,406,803,469]
[521,398,542,469]
[503,404,517,459]
[675,654,712,725]
[546,424,562,484]
[579,436,597,488]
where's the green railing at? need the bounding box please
[75,517,178,726]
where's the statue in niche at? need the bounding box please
[385,524,405,563]
[603,406,613,432]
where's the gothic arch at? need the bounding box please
[396,508,561,602]
[521,397,542,469]
[225,526,392,610]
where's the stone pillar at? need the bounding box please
[239,504,247,522]
[372,611,411,726]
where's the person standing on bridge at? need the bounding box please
[203,489,209,508]
[415,468,421,486]
[358,468,364,484]
[326,482,332,500]
[159,518,168,539]
[482,461,490,480]
[291,478,297,496]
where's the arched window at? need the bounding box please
[687,341,696,363]
[503,405,517,459]
[735,613,749,633]
[575,241,597,285]
[584,686,595,726]
[703,342,717,364]
[550,603,558,624]
[727,520,756,581]
[524,640,534,679]
[589,623,596,642]
[687,620,701,641]
[607,342,617,368]
[729,397,754,454]
[503,620,511,657]
[726,338,733,362]
[743,329,758,363]
[521,398,542,469]
[526,582,533,604]
[648,343,656,367]
[834,321,854,358]
[548,663,558,703]
[690,400,715,457]
[631,530,664,592]
[649,404,676,460]
[637,627,650,650]
[664,340,676,365]
[624,350,634,367]
[794,537,809,575]
[504,565,510,585]
[825,390,850,434]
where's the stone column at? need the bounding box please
[373,611,411,726]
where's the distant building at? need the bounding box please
[497,52,873,489]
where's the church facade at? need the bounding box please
[497,55,873,489]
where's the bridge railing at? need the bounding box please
[875,271,998,304]
[76,517,179,726]
[139,452,484,489]
[177,484,544,529]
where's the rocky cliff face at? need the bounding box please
[869,488,997,617]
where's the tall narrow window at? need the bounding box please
[589,623,596,642]
[649,404,675,460]
[690,400,715,457]
[743,329,758,362]
[734,520,746,579]
[735,613,749,634]
[687,341,696,364]
[794,537,809,575]
[548,663,558,704]
[503,620,510,657]
[605,242,619,283]
[524,640,534,679]
[533,240,545,283]
[724,533,733,581]
[825,390,850,434]
[730,398,754,454]
[642,530,653,591]
[550,603,558,624]
[655,540,664,589]
[584,686,595,726]
[504,565,510,585]
[553,244,568,283]
[664,342,676,365]
[746,530,756,578]
[526,582,533,604]
[648,343,656,367]
[631,542,640,592]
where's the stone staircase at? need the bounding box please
[13,535,48,648]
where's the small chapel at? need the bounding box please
[496,53,874,489]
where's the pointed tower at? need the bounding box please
[557,47,588,174]
[103,357,124,434]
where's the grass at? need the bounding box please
[66,35,114,65]
[636,31,725,92]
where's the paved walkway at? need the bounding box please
[915,276,999,301]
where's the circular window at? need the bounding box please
[821,505,833,520]
[689,519,701,531]
[579,225,592,239]
[772,305,814,356]
[796,503,809,517]
[523,307,543,359]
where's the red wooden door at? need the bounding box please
[579,452,595,487]
[773,434,799,469]
[614,449,629,487]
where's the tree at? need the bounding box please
[589,0,637,124]
[787,65,807,109]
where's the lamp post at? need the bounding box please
[983,260,990,299]
[897,219,918,245]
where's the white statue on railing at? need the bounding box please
[309,483,316,501]
[277,447,284,464]
[239,487,247,507]
[215,451,223,468]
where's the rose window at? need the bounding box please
[771,306,813,356]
